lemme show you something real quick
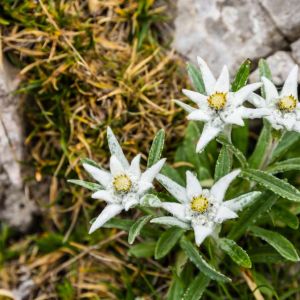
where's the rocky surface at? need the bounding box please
[173,0,300,82]
[0,56,36,231]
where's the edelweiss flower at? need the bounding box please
[176,57,266,152]
[151,170,254,246]
[249,65,300,132]
[83,127,166,234]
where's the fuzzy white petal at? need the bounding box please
[89,204,123,234]
[210,169,241,203]
[156,174,188,203]
[92,190,114,203]
[151,216,190,229]
[261,77,278,103]
[214,65,230,93]
[83,163,111,188]
[137,181,153,195]
[123,194,139,211]
[161,202,186,221]
[110,155,125,176]
[107,127,129,168]
[186,171,202,199]
[224,191,261,212]
[247,93,266,108]
[240,107,270,119]
[192,224,213,246]
[224,111,244,126]
[174,99,196,113]
[215,205,238,222]
[293,121,300,133]
[187,110,211,122]
[234,82,262,105]
[280,65,298,99]
[182,89,207,107]
[196,124,221,153]
[197,56,216,94]
[140,158,166,184]
[129,154,141,178]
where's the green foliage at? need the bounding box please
[187,63,206,94]
[182,273,210,300]
[128,215,152,244]
[147,129,165,167]
[155,228,185,259]
[231,59,251,92]
[250,226,299,262]
[56,279,76,300]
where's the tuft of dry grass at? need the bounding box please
[0,0,189,298]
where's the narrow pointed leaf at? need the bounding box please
[182,273,210,300]
[231,59,251,92]
[67,179,102,191]
[267,158,300,174]
[219,238,251,268]
[241,168,300,202]
[250,226,299,262]
[180,237,231,282]
[155,227,185,259]
[128,215,152,244]
[80,158,101,168]
[147,129,165,167]
[187,63,206,94]
[167,275,184,300]
[214,145,233,181]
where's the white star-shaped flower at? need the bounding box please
[83,127,166,234]
[151,170,256,246]
[176,57,266,152]
[248,65,300,132]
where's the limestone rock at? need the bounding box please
[173,0,286,74]
[0,56,36,231]
[259,0,300,40]
[249,51,298,85]
[291,38,300,65]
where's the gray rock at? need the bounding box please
[0,55,36,231]
[291,38,300,65]
[173,0,286,75]
[259,0,300,40]
[249,51,298,85]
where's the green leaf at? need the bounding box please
[103,218,133,231]
[270,206,299,229]
[128,215,152,244]
[267,158,300,174]
[228,191,278,241]
[182,273,210,300]
[67,179,102,191]
[155,227,184,259]
[214,146,232,181]
[147,129,165,167]
[161,164,185,185]
[250,226,299,262]
[249,245,287,263]
[232,122,249,154]
[231,59,251,92]
[216,137,248,168]
[258,59,272,98]
[241,168,300,202]
[167,275,184,300]
[248,121,272,169]
[180,237,231,282]
[187,63,206,94]
[128,241,156,258]
[80,157,101,168]
[270,132,300,163]
[219,238,251,268]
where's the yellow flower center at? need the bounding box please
[277,95,297,112]
[113,174,132,192]
[190,195,209,213]
[207,92,227,110]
